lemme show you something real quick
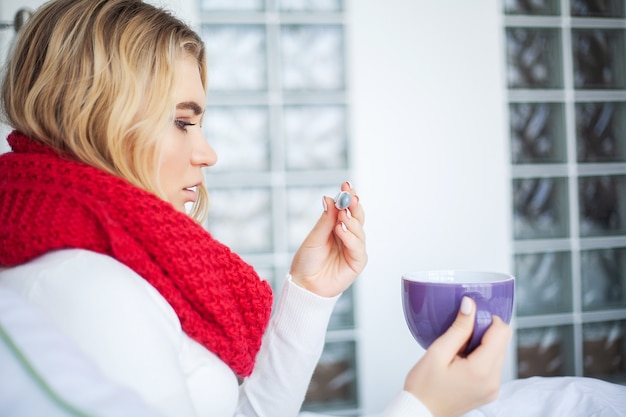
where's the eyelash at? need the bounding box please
[174,119,196,132]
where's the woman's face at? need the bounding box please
[158,54,216,212]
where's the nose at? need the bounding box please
[191,128,217,167]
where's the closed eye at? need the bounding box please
[175,119,196,132]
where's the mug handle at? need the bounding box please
[464,293,493,355]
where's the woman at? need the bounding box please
[0,1,510,416]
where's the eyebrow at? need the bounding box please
[176,101,204,115]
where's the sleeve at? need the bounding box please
[4,251,199,417]
[380,391,435,417]
[236,274,340,417]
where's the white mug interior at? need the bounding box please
[402,270,514,284]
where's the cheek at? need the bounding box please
[157,135,186,189]
[159,151,184,179]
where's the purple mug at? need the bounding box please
[402,270,514,355]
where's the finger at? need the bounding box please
[301,195,340,248]
[308,184,364,247]
[332,185,366,253]
[428,297,476,362]
[347,196,365,225]
[333,221,367,272]
[341,182,365,225]
[334,218,366,251]
[467,316,511,365]
[337,207,365,239]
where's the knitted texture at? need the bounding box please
[0,131,273,377]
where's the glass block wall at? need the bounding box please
[197,0,359,413]
[504,0,626,383]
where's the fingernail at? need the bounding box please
[322,197,328,212]
[341,222,347,232]
[346,181,353,189]
[345,207,352,219]
[460,296,472,315]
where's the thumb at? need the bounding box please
[299,195,339,247]
[429,296,475,360]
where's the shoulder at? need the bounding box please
[1,249,138,284]
[0,250,203,417]
[0,249,180,333]
[2,248,142,281]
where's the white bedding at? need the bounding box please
[463,376,626,417]
[301,376,626,417]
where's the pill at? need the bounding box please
[334,191,352,210]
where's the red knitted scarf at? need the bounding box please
[0,131,273,377]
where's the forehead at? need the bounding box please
[172,55,206,108]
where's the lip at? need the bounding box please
[183,187,197,203]
[182,183,202,203]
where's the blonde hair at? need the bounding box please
[1,0,209,221]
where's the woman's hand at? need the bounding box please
[289,181,367,298]
[404,298,512,417]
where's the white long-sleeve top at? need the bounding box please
[0,249,429,417]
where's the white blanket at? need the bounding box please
[300,377,626,417]
[463,376,626,417]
